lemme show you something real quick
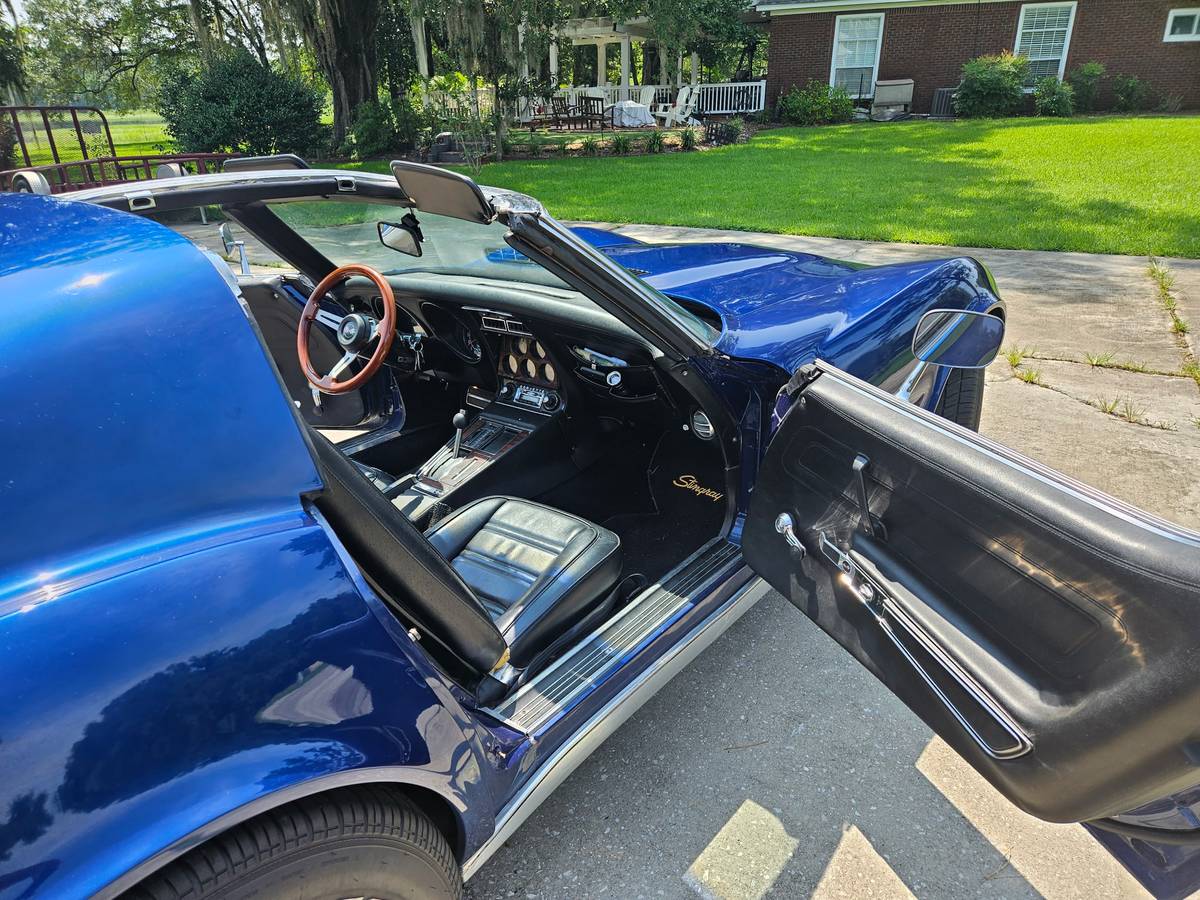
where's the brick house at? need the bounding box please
[756,0,1200,112]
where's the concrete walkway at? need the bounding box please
[466,227,1200,900]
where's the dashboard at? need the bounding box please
[329,274,674,420]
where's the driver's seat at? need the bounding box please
[306,430,621,697]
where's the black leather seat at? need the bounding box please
[307,430,621,694]
[426,497,621,668]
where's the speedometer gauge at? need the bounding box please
[534,341,547,359]
[524,359,537,379]
[542,362,555,382]
[517,338,530,354]
[507,354,520,374]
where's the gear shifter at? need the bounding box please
[451,409,468,458]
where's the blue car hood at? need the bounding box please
[586,235,990,374]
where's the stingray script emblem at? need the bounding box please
[672,474,724,502]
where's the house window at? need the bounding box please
[830,13,884,98]
[1014,2,1077,85]
[1165,8,1200,41]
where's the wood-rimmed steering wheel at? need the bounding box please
[298,264,396,394]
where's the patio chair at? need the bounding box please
[578,95,608,131]
[549,95,581,130]
[652,86,697,128]
[637,86,657,108]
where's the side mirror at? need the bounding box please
[378,215,424,258]
[218,223,250,276]
[912,309,1005,369]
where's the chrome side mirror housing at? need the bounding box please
[912,309,1005,369]
[218,223,250,276]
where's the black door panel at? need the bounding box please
[744,364,1200,823]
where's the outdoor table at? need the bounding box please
[610,100,654,128]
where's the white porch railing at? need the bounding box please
[553,80,766,115]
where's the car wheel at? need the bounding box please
[127,785,463,900]
[936,366,985,431]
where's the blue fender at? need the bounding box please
[0,196,493,899]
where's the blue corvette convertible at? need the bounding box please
[2,159,1199,899]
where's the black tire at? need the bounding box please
[127,785,462,900]
[935,366,985,431]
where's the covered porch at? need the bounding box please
[543,16,766,117]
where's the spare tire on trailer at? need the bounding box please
[11,171,52,194]
[156,162,187,178]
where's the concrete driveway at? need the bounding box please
[466,227,1200,900]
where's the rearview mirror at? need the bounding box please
[378,215,424,258]
[912,309,1004,369]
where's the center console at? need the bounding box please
[392,331,568,524]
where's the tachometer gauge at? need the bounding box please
[542,362,555,382]
[524,358,537,379]
[507,354,520,374]
[534,341,547,359]
[517,338,530,354]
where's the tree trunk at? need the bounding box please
[290,0,381,144]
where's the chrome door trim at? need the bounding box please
[847,548,1032,760]
[462,577,771,881]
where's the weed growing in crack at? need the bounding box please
[1004,346,1034,369]
[1086,351,1115,368]
[1017,368,1043,385]
[1092,397,1120,414]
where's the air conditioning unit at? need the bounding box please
[931,87,957,119]
[872,78,915,117]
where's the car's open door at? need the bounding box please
[743,362,1200,841]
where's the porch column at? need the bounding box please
[658,45,668,85]
[549,39,559,87]
[411,15,429,108]
[690,51,700,87]
[620,34,631,99]
[411,16,429,80]
[596,42,607,86]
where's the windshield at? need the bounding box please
[267,198,715,344]
[268,199,572,289]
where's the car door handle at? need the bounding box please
[774,513,806,557]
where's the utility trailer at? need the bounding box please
[0,105,234,193]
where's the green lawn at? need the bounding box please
[343,116,1200,259]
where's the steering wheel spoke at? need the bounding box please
[297,264,396,395]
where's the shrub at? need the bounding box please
[159,50,323,156]
[954,52,1029,117]
[391,95,427,153]
[611,132,634,155]
[1159,94,1184,113]
[1067,61,1105,112]
[0,119,14,172]
[680,126,698,151]
[1033,77,1074,117]
[580,134,600,156]
[777,80,854,126]
[352,100,397,159]
[644,129,665,153]
[1112,74,1150,111]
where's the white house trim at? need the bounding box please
[1013,1,1078,84]
[829,11,886,98]
[758,0,1014,16]
[1164,8,1200,41]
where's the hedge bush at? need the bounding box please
[1067,61,1105,112]
[777,80,854,126]
[159,50,322,156]
[351,100,397,159]
[1112,74,1150,112]
[1034,77,1074,117]
[954,52,1029,118]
